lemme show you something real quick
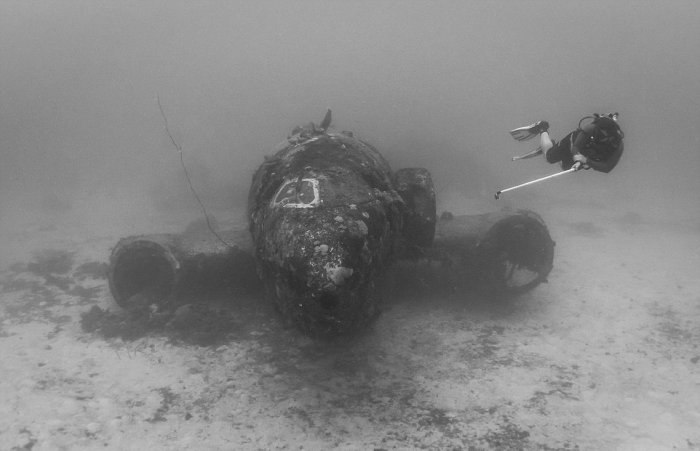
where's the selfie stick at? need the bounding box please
[495,167,578,199]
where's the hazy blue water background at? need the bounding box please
[1,0,699,255]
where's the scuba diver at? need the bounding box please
[510,112,625,173]
[495,113,625,199]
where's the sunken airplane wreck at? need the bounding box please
[107,111,555,337]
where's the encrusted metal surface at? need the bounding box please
[248,130,405,336]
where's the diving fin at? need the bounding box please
[510,120,549,142]
[509,123,540,141]
[512,146,543,161]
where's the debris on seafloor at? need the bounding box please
[79,302,247,346]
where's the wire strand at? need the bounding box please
[156,95,235,249]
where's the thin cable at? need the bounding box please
[156,95,235,249]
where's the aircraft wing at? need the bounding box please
[107,219,260,311]
[397,210,554,296]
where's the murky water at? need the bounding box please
[2,1,700,448]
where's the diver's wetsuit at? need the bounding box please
[546,131,577,170]
[546,123,624,173]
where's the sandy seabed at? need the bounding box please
[1,196,699,451]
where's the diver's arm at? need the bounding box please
[570,130,591,170]
[586,142,624,173]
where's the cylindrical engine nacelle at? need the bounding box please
[395,209,555,297]
[107,226,258,311]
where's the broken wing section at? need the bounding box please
[107,223,260,312]
[396,210,555,297]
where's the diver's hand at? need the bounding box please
[572,161,589,171]
[572,154,589,171]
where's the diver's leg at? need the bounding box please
[512,146,544,161]
[512,127,553,161]
[545,131,576,169]
[545,138,563,164]
[540,131,554,153]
